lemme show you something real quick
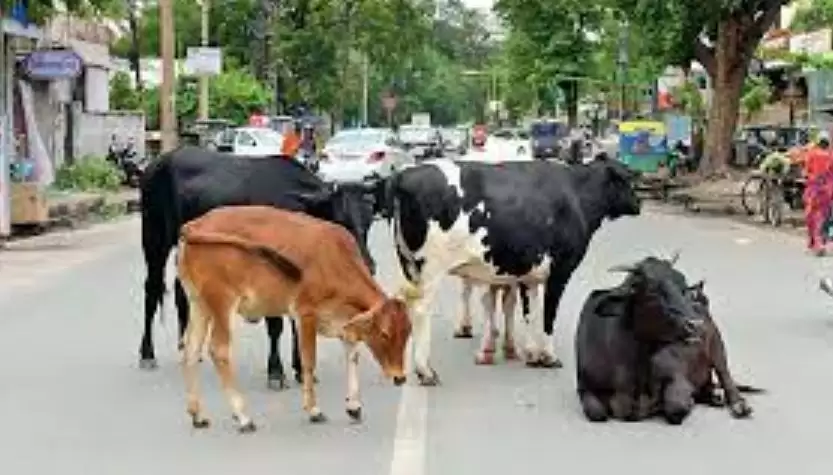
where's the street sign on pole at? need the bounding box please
[184,47,222,76]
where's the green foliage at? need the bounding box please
[671,80,706,123]
[109,72,142,111]
[0,0,123,23]
[791,0,833,33]
[741,76,772,120]
[53,156,123,192]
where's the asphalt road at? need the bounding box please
[2,207,833,475]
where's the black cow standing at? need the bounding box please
[139,146,377,389]
[574,256,704,422]
[385,154,641,385]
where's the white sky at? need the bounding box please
[461,0,494,11]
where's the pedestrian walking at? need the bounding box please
[802,134,833,256]
[280,121,303,157]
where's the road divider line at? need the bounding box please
[389,383,428,475]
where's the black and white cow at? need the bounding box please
[387,155,642,385]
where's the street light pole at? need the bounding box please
[617,20,629,121]
[198,0,210,121]
[159,0,177,152]
[361,52,369,126]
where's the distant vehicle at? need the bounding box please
[439,127,469,155]
[318,127,413,183]
[214,127,284,156]
[399,125,444,159]
[530,120,567,159]
[492,127,531,155]
[268,115,296,134]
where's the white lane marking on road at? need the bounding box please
[734,237,752,245]
[389,344,429,475]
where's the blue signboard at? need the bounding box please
[23,49,83,80]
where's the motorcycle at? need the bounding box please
[106,141,147,188]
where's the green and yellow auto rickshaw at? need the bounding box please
[618,120,678,199]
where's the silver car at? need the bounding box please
[317,128,413,183]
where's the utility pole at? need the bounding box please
[159,0,177,152]
[198,0,210,121]
[361,52,369,126]
[617,19,629,121]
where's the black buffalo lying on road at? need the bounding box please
[139,146,377,389]
[385,153,641,385]
[641,281,764,424]
[575,256,704,422]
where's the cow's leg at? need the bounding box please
[709,329,753,419]
[343,340,362,422]
[182,298,211,429]
[501,285,518,360]
[290,319,317,384]
[453,279,474,338]
[539,259,583,369]
[299,314,326,423]
[140,246,172,370]
[609,364,638,421]
[265,317,289,391]
[209,311,256,433]
[520,284,550,367]
[174,279,189,351]
[409,271,444,386]
[579,390,609,422]
[475,286,498,365]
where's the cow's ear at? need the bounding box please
[343,311,374,342]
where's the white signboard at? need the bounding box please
[184,47,222,76]
[790,29,832,55]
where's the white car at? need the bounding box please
[317,128,414,183]
[214,127,284,156]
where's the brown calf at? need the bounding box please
[176,205,411,432]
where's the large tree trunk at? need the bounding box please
[698,18,750,177]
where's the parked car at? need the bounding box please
[530,120,567,159]
[492,127,531,155]
[317,128,413,183]
[440,127,469,155]
[214,127,284,156]
[399,125,444,159]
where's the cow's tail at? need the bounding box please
[383,170,402,224]
[140,155,178,324]
[181,230,303,282]
[736,383,766,394]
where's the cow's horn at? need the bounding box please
[668,249,681,265]
[608,264,637,273]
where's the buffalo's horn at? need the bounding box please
[608,264,637,273]
[668,249,681,265]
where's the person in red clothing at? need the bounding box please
[471,124,487,151]
[802,134,833,255]
[280,121,303,157]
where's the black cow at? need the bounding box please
[386,154,641,385]
[640,281,763,425]
[139,146,376,389]
[574,256,704,422]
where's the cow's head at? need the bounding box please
[292,180,377,273]
[603,255,704,343]
[343,298,411,386]
[589,153,642,219]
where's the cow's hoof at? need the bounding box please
[538,354,563,369]
[139,358,158,370]
[236,420,257,434]
[729,399,752,419]
[191,416,210,429]
[416,368,440,386]
[346,406,362,422]
[267,376,289,391]
[707,392,725,407]
[453,325,473,339]
[475,351,495,365]
[503,346,518,360]
[309,411,328,424]
[177,341,185,351]
[664,411,688,425]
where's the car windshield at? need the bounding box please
[531,122,564,137]
[399,128,434,143]
[442,129,464,141]
[327,129,384,146]
[248,129,283,147]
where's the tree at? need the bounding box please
[790,0,833,33]
[613,0,789,176]
[0,0,123,23]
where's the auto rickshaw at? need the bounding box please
[618,120,678,200]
